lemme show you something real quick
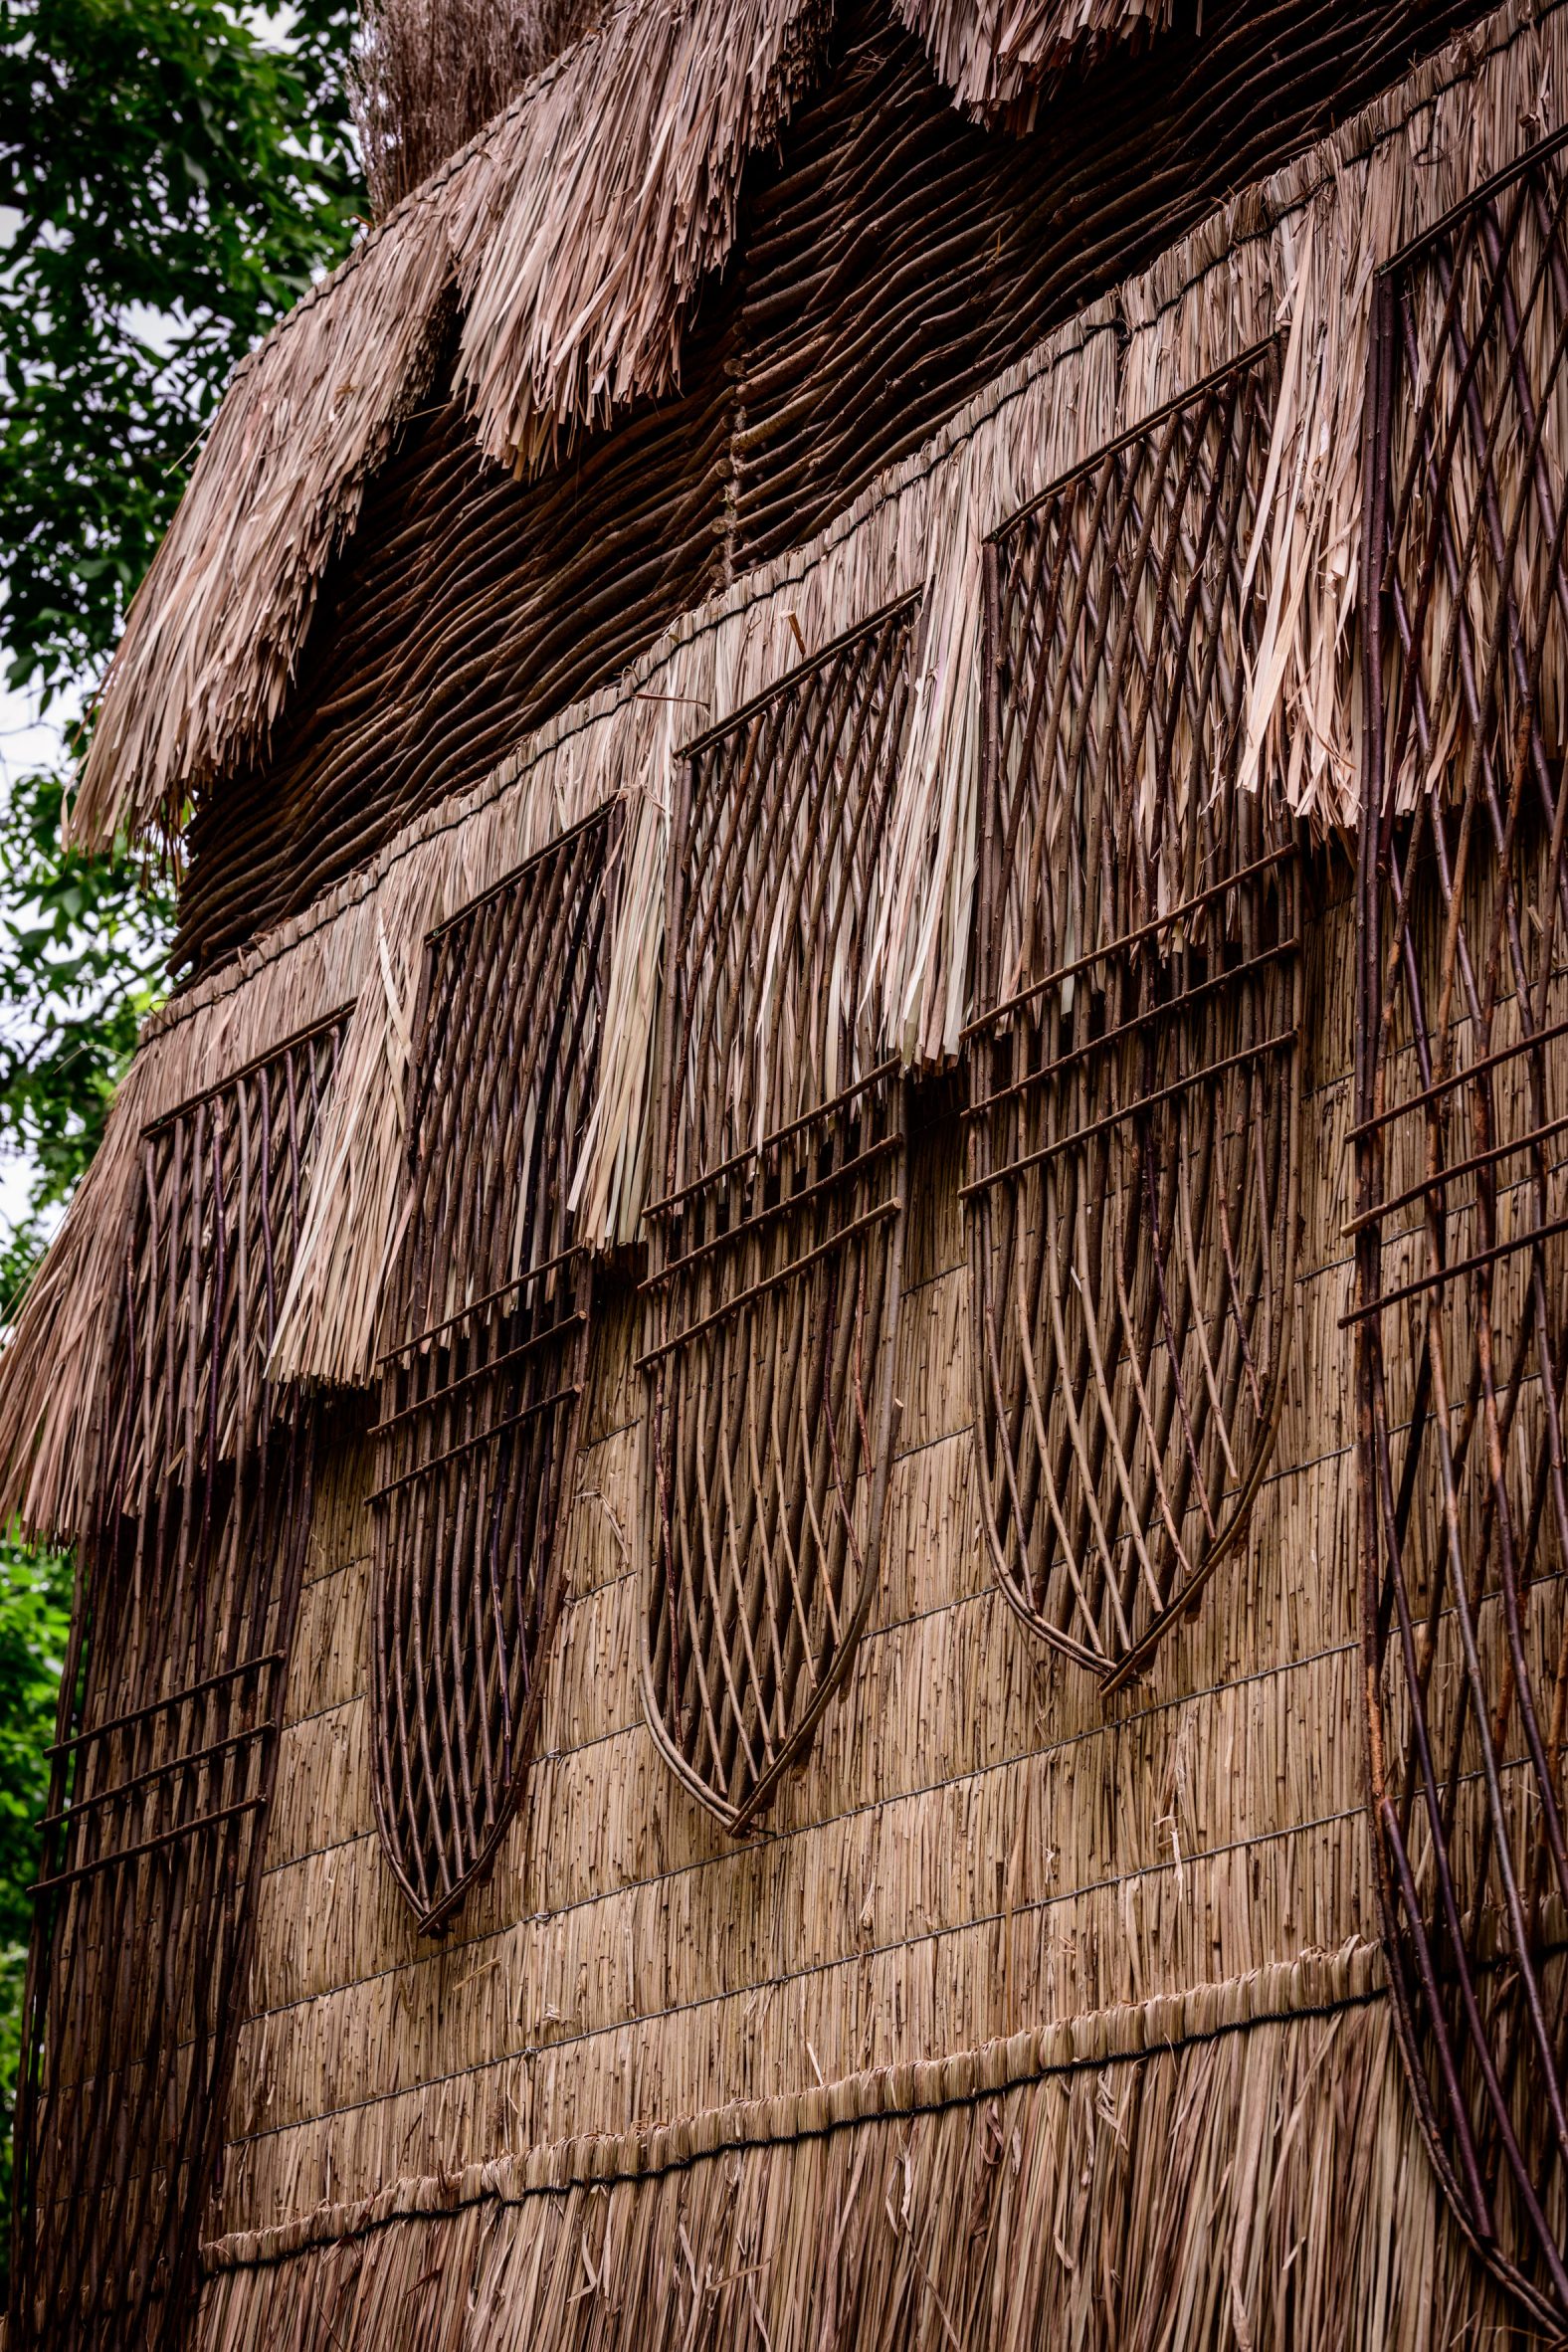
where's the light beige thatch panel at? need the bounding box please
[226,1806,1377,2231]
[199,1954,1511,2352]
[248,1531,1362,2055]
[214,879,1377,2253]
[265,1701,372,1876]
[233,1615,1373,2137]
[15,6,1568,1557]
[234,1667,1376,2188]
[892,0,1170,122]
[223,981,1396,2242]
[244,1362,1363,1975]
[287,1553,372,1727]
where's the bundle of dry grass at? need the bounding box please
[352,0,606,214]
[71,0,1217,859]
[70,0,831,852]
[894,0,1170,122]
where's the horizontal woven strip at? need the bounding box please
[201,1941,1386,2265]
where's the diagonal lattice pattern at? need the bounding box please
[641,1081,905,1829]
[661,598,917,1191]
[1355,131,1568,2333]
[967,343,1301,1686]
[642,608,914,1830]
[372,806,617,1932]
[13,1011,343,2352]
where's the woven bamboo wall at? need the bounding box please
[217,861,1391,2240]
[170,0,1497,983]
[14,11,1568,2336]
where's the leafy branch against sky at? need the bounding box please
[1,0,362,697]
[0,8,364,2285]
[0,0,364,1284]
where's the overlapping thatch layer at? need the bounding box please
[351,0,605,215]
[71,0,825,848]
[4,0,1560,1550]
[193,1952,1511,2351]
[72,0,1165,854]
[174,0,1475,984]
[892,0,1170,122]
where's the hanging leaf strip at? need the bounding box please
[371,803,620,1933]
[641,604,916,1831]
[14,1009,345,2352]
[966,343,1302,1687]
[1354,129,1568,2336]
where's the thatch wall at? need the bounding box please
[173,0,1491,979]
[196,1961,1511,2350]
[12,10,1568,2337]
[222,987,1353,2210]
[6,0,1561,1552]
[187,872,1524,2344]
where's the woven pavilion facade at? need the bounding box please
[7,1,1568,2344]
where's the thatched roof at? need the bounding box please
[7,0,1553,1548]
[351,0,607,214]
[896,0,1169,120]
[71,0,1162,855]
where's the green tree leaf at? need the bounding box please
[0,0,363,2293]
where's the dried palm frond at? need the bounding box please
[893,0,1171,125]
[71,0,830,854]
[351,0,606,215]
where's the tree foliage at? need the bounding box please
[0,1536,74,2294]
[0,767,170,1309]
[1,0,362,697]
[0,0,364,2290]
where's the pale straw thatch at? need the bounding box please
[5,0,1564,1555]
[194,857,1550,2335]
[124,851,1553,2329]
[70,191,456,854]
[191,1950,1515,2352]
[218,1092,1372,2222]
[892,0,1170,123]
[72,0,1213,856]
[352,0,606,215]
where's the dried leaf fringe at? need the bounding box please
[71,0,833,847]
[352,0,607,215]
[192,1949,1518,2352]
[892,0,1171,126]
[9,0,1566,1544]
